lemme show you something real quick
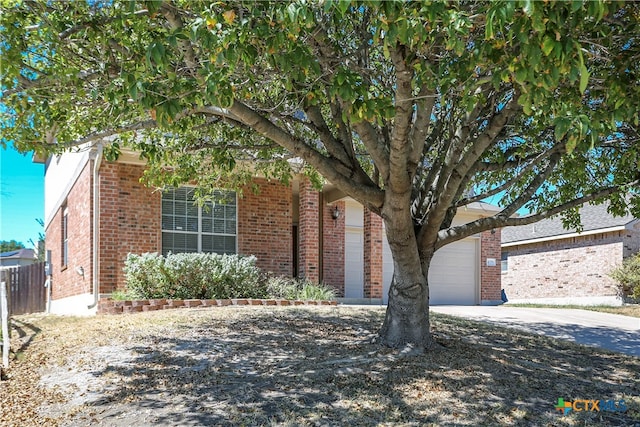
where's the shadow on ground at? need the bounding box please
[44,307,640,427]
[9,318,41,355]
[470,315,640,357]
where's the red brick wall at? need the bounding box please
[480,229,502,302]
[45,162,93,300]
[238,178,292,276]
[98,162,161,293]
[322,201,345,296]
[298,179,319,282]
[47,163,300,299]
[502,231,624,300]
[364,209,383,299]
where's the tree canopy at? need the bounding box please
[0,240,25,253]
[2,0,639,348]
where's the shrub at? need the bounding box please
[122,253,167,299]
[123,252,264,300]
[122,253,336,301]
[265,276,301,300]
[265,276,336,300]
[110,289,134,301]
[609,253,640,300]
[296,282,336,300]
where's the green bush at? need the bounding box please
[265,276,301,300]
[296,282,336,300]
[122,253,167,299]
[122,253,336,301]
[265,276,336,300]
[123,252,264,300]
[110,289,134,301]
[609,253,640,300]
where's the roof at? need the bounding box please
[501,202,638,245]
[0,248,37,260]
[461,201,502,214]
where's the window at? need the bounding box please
[62,206,69,268]
[161,187,237,256]
[501,251,508,273]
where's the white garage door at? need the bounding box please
[383,236,478,305]
[344,228,364,298]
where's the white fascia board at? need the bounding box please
[459,202,502,214]
[501,225,628,248]
[626,218,640,229]
[44,148,93,228]
[116,148,147,165]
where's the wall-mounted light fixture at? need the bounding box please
[331,205,341,220]
[75,266,85,279]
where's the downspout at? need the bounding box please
[88,143,103,309]
[318,192,324,284]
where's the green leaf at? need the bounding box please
[566,134,578,154]
[517,93,532,115]
[541,35,555,56]
[485,17,494,40]
[286,3,298,22]
[554,117,571,142]
[336,0,350,16]
[515,67,527,84]
[579,63,589,94]
[531,14,546,33]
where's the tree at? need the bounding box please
[28,219,46,261]
[2,1,639,350]
[0,240,25,253]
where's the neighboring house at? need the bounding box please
[0,248,38,267]
[501,203,640,305]
[36,144,502,315]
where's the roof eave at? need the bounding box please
[502,224,628,247]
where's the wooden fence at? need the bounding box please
[0,262,47,316]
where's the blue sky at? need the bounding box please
[0,142,45,249]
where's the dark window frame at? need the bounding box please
[161,187,237,256]
[62,206,69,268]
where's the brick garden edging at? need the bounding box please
[98,298,338,315]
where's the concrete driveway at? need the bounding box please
[430,305,640,357]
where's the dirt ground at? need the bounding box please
[1,306,639,426]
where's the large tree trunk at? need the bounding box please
[377,177,437,351]
[378,240,435,351]
[379,275,433,350]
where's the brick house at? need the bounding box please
[37,144,502,315]
[501,202,640,305]
[0,248,38,267]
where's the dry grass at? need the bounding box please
[1,306,639,426]
[582,305,640,318]
[507,303,640,318]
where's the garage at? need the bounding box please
[344,228,364,298]
[343,201,480,305]
[383,235,479,305]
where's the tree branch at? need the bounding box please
[418,91,520,250]
[351,120,390,181]
[499,152,562,219]
[436,183,639,249]
[304,105,353,167]
[160,2,199,74]
[387,44,414,193]
[57,9,150,39]
[228,100,384,209]
[408,84,436,174]
[53,120,159,149]
[457,143,567,207]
